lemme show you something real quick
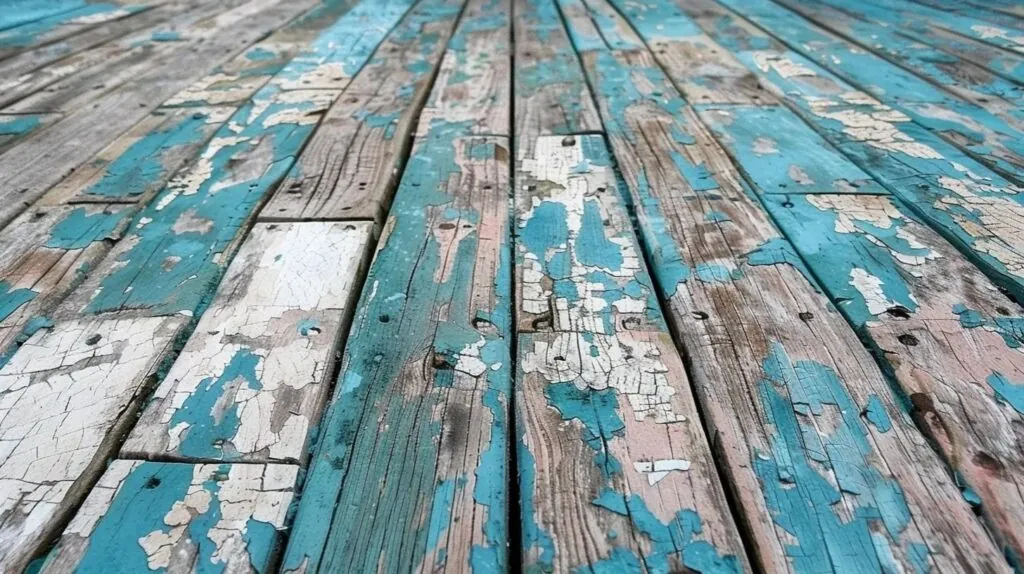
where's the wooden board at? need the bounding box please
[122,221,373,463]
[556,0,643,53]
[282,136,512,573]
[513,0,602,141]
[57,86,338,318]
[759,192,1024,560]
[0,112,60,152]
[0,0,325,230]
[414,0,511,137]
[575,38,1008,571]
[0,2,148,57]
[39,461,296,573]
[697,105,888,195]
[515,134,748,571]
[0,315,187,572]
[261,0,464,222]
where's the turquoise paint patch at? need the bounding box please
[46,208,124,249]
[246,46,277,62]
[0,2,131,47]
[743,237,817,290]
[987,372,1024,415]
[546,382,624,478]
[170,348,262,459]
[151,30,181,41]
[424,476,465,562]
[518,427,556,571]
[953,304,1024,349]
[863,394,892,432]
[694,263,741,283]
[705,210,730,223]
[297,318,320,336]
[0,115,40,136]
[753,342,919,571]
[0,281,36,322]
[671,151,719,192]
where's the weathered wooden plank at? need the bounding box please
[57,86,338,319]
[697,105,888,195]
[261,0,464,222]
[0,203,131,364]
[0,112,60,152]
[0,1,148,55]
[513,0,602,142]
[574,34,1009,571]
[43,106,234,204]
[684,0,1024,321]
[906,0,1024,30]
[557,0,643,53]
[283,135,511,573]
[0,0,325,230]
[122,221,373,463]
[715,0,1024,187]
[0,1,100,33]
[39,461,296,572]
[755,191,1024,560]
[414,0,511,137]
[850,0,1024,55]
[270,0,415,92]
[515,134,748,571]
[0,315,187,572]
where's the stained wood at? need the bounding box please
[513,0,602,142]
[57,86,338,319]
[515,134,748,571]
[698,105,888,195]
[261,0,464,222]
[684,0,1024,325]
[572,27,1008,573]
[414,0,511,137]
[0,315,187,572]
[0,0,325,230]
[122,221,373,463]
[40,461,297,572]
[758,191,1024,560]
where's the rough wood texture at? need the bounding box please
[759,190,1024,562]
[513,0,602,142]
[0,315,187,572]
[718,0,1024,187]
[515,134,748,572]
[0,112,60,152]
[40,461,296,573]
[414,0,511,137]
[57,86,338,319]
[283,135,512,573]
[122,221,373,463]
[261,0,464,222]
[574,33,1008,573]
[557,0,643,52]
[0,1,148,59]
[0,0,324,230]
[685,0,1024,321]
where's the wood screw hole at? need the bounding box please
[798,311,813,322]
[561,136,576,147]
[439,223,455,230]
[85,334,101,345]
[897,333,918,346]
[144,477,161,489]
[997,306,1011,316]
[379,314,390,323]
[692,311,708,320]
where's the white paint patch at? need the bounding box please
[633,459,691,485]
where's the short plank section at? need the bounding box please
[761,191,1024,563]
[123,222,373,463]
[261,0,465,222]
[39,461,296,572]
[515,135,747,571]
[282,135,512,573]
[0,315,187,572]
[414,0,511,137]
[513,0,602,142]
[575,38,1008,571]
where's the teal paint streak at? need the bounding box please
[762,194,921,327]
[84,110,220,199]
[986,372,1024,415]
[696,104,888,195]
[743,237,817,289]
[863,394,892,432]
[45,208,124,249]
[246,46,277,61]
[953,304,1024,349]
[84,87,326,316]
[0,281,36,322]
[633,170,690,297]
[576,200,623,270]
[424,476,465,565]
[297,317,320,336]
[151,30,181,41]
[753,342,921,571]
[705,210,730,223]
[694,263,741,283]
[671,151,719,192]
[170,348,262,459]
[546,382,624,478]
[588,547,643,573]
[0,115,40,136]
[518,421,556,572]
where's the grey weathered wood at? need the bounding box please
[572,32,1009,572]
[0,316,187,572]
[40,461,297,573]
[122,221,373,463]
[261,0,464,222]
[515,134,748,571]
[513,0,602,143]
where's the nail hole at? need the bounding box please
[561,136,576,146]
[692,311,708,320]
[144,477,161,489]
[379,314,390,323]
[799,311,814,322]
[997,306,1011,316]
[85,334,101,345]
[554,355,566,361]
[885,306,911,319]
[439,222,455,230]
[782,201,794,208]
[897,333,918,346]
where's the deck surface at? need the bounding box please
[0,0,1023,572]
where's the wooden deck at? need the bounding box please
[0,0,1022,571]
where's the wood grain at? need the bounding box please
[0,315,187,572]
[261,0,464,222]
[573,30,1008,572]
[40,461,297,573]
[515,134,748,572]
[122,221,373,464]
